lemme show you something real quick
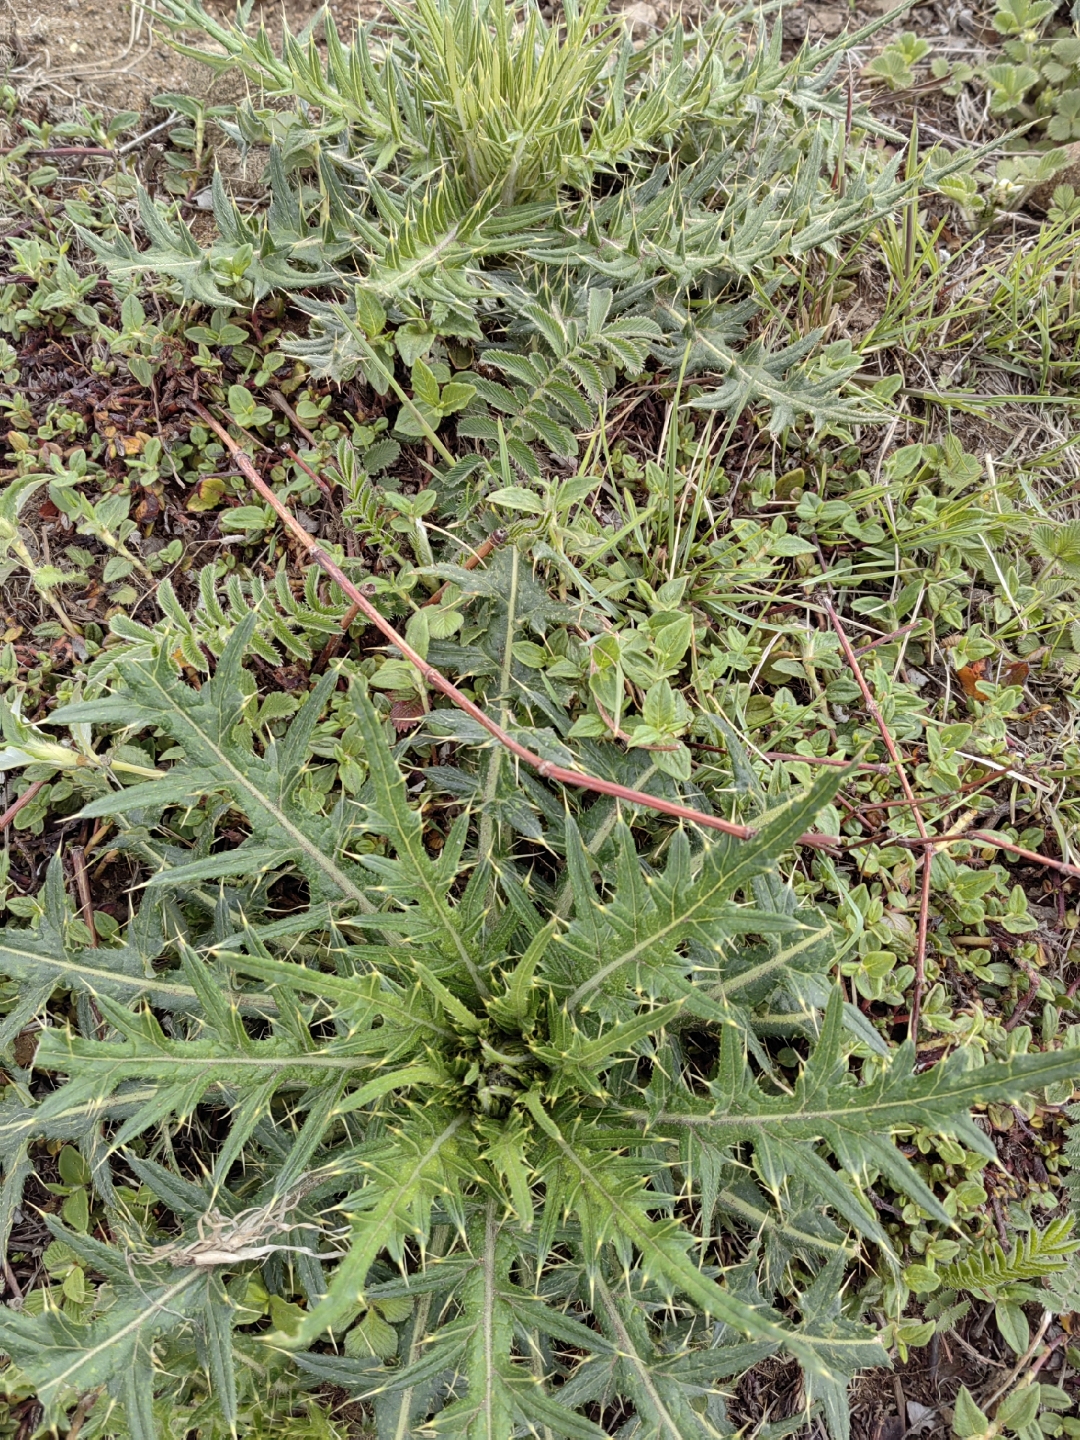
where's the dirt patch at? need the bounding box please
[782,0,908,41]
[0,0,380,117]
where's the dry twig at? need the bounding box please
[1003,967,1043,1033]
[70,845,97,947]
[983,1310,1054,1412]
[63,1390,101,1440]
[851,621,922,656]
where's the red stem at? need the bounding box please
[0,146,114,156]
[825,599,931,1041]
[852,621,921,656]
[423,528,507,608]
[0,780,46,831]
[965,830,1080,878]
[284,446,333,496]
[189,401,840,850]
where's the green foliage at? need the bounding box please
[78,0,963,453]
[0,618,1078,1437]
[464,288,660,466]
[952,1379,1073,1440]
[922,1217,1080,1362]
[965,0,1080,144]
[80,167,344,308]
[104,563,354,673]
[150,90,236,197]
[7,6,1080,1439]
[155,0,704,204]
[864,32,931,90]
[936,1216,1080,1299]
[1061,1098,1080,1213]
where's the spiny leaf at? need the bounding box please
[51,623,373,911]
[0,1269,205,1421]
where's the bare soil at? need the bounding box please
[1,0,381,117]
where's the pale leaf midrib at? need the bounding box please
[370,742,484,990]
[595,1274,683,1440]
[620,1062,1075,1130]
[0,942,195,1001]
[40,1272,202,1401]
[43,1050,388,1075]
[542,1108,793,1352]
[565,876,760,1008]
[141,667,370,908]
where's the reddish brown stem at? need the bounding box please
[689,742,893,775]
[965,831,1080,880]
[849,771,997,813]
[1003,968,1042,1032]
[825,599,931,1040]
[763,750,892,774]
[272,391,319,448]
[284,445,333,496]
[914,849,933,1035]
[337,533,508,633]
[190,401,839,850]
[824,602,927,826]
[0,145,114,156]
[2,1256,22,1302]
[1024,1333,1068,1384]
[850,828,1080,882]
[852,622,921,657]
[70,846,97,946]
[0,780,45,830]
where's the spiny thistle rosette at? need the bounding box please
[1,0,1078,1434]
[0,617,1078,1438]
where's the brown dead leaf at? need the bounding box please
[100,425,153,459]
[390,697,425,732]
[136,490,162,523]
[957,661,988,701]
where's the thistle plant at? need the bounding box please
[82,0,974,446]
[0,615,1077,1439]
[155,0,706,202]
